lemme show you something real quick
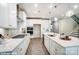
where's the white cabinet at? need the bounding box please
[44,34,78,55]
[0,3,8,28]
[19,36,30,55]
[44,35,50,52]
[77,47,79,55]
[0,35,30,55]
[66,47,77,55]
[12,35,30,55]
[55,43,64,55]
[49,39,55,55]
[0,3,17,28]
[49,38,64,55]
[8,3,17,28]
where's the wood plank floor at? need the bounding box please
[26,38,49,55]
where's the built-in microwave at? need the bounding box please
[27,27,33,35]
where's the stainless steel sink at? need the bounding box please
[12,35,25,38]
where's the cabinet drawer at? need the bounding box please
[55,43,64,55]
[45,36,50,52]
[66,47,77,55]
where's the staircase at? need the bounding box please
[71,15,79,24]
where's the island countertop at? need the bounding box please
[44,32,79,47]
[0,39,24,52]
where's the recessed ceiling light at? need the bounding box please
[54,17,58,21]
[49,4,53,8]
[34,3,38,8]
[74,5,78,9]
[66,10,74,17]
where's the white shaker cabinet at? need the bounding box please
[66,47,77,55]
[49,38,64,55]
[44,34,79,55]
[49,38,55,55]
[77,47,79,55]
[12,36,30,55]
[55,43,65,55]
[44,35,50,52]
[0,3,17,28]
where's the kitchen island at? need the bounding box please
[43,32,79,55]
[0,34,30,55]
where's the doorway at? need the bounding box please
[33,24,41,38]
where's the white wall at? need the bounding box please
[27,19,50,38]
[27,19,42,26]
[59,17,77,33]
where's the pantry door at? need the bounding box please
[33,24,41,38]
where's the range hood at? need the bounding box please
[71,15,79,24]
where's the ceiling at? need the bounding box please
[19,3,79,19]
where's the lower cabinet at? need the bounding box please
[12,36,30,55]
[44,35,79,55]
[55,43,64,55]
[44,35,50,52]
[66,47,78,55]
[78,47,79,55]
[49,39,55,55]
[0,36,30,55]
[49,38,64,55]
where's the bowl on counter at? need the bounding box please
[60,36,71,41]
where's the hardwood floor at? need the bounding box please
[26,38,49,55]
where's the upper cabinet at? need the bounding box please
[0,3,17,28]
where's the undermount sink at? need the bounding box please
[48,34,55,37]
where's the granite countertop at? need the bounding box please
[0,39,24,52]
[44,32,79,47]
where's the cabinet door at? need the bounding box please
[44,35,50,52]
[0,3,17,28]
[66,47,77,55]
[8,3,17,28]
[12,36,30,55]
[55,43,65,55]
[0,3,8,28]
[77,47,79,55]
[49,39,55,55]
